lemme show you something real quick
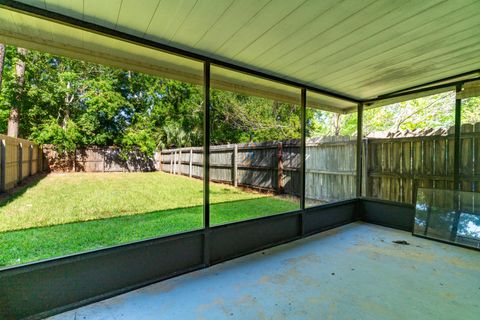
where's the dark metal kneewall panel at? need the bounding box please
[304,200,358,235]
[209,200,358,264]
[359,198,414,232]
[209,212,301,264]
[0,231,204,320]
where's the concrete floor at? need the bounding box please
[50,222,480,320]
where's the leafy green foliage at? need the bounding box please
[461,96,480,125]
[211,89,301,144]
[363,92,456,135]
[306,108,357,137]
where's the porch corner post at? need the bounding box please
[300,88,307,235]
[203,61,211,266]
[356,103,364,198]
[451,83,463,241]
[453,83,462,191]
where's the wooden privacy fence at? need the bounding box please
[160,137,357,204]
[160,141,301,195]
[0,134,42,191]
[43,146,157,172]
[365,128,454,204]
[39,122,480,205]
[161,124,480,205]
[365,123,480,203]
[305,137,357,204]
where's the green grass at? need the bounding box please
[0,172,269,232]
[0,172,298,267]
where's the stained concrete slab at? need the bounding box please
[49,222,480,320]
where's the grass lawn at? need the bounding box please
[0,172,273,232]
[0,172,298,267]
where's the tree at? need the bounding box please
[210,90,301,144]
[0,43,5,90]
[306,109,357,137]
[461,96,480,125]
[362,92,456,136]
[7,47,27,137]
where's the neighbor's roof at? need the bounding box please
[0,0,479,112]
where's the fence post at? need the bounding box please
[28,145,32,176]
[179,149,182,175]
[174,150,177,174]
[173,150,177,174]
[170,151,173,173]
[0,140,5,191]
[277,142,283,193]
[102,148,106,172]
[38,145,43,172]
[41,146,47,172]
[189,148,193,178]
[73,149,76,172]
[232,144,238,187]
[18,143,23,184]
[159,152,162,171]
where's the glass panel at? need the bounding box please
[305,92,357,206]
[0,44,204,267]
[460,95,480,192]
[209,66,301,225]
[363,92,455,203]
[414,188,480,249]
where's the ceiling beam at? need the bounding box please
[373,69,480,100]
[364,76,480,105]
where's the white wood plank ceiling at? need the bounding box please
[1,0,480,111]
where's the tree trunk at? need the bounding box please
[63,81,72,129]
[0,43,5,90]
[7,47,27,138]
[333,113,341,136]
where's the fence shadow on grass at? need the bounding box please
[0,173,48,206]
